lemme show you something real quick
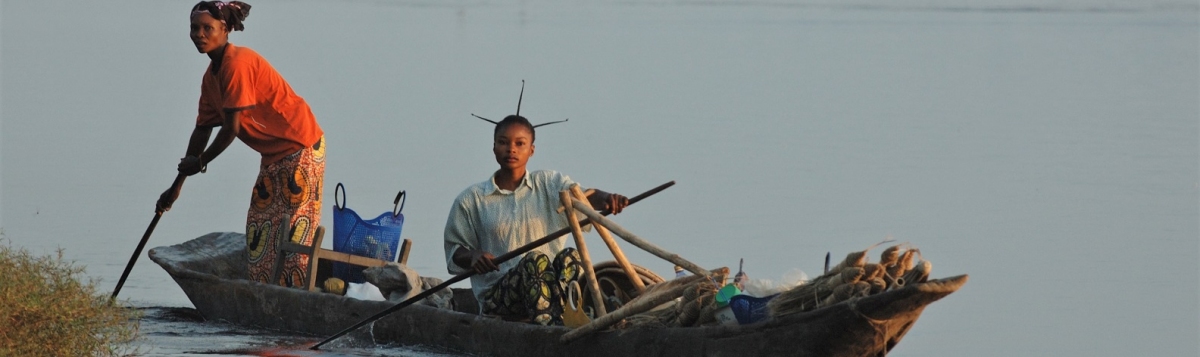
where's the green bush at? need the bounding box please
[0,235,141,356]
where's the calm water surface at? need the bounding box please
[2,1,1197,356]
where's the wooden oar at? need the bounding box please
[112,174,185,300]
[310,180,675,350]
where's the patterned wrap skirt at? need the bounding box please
[245,136,326,287]
[481,248,582,325]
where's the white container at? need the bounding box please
[714,305,738,326]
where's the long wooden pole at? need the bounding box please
[569,198,709,277]
[561,191,608,317]
[112,174,186,300]
[569,185,646,294]
[310,181,675,350]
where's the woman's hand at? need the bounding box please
[469,250,499,274]
[453,246,499,274]
[178,155,205,176]
[602,192,629,215]
[585,190,630,215]
[156,184,182,213]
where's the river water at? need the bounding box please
[2,0,1197,356]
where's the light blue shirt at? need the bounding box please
[443,170,581,302]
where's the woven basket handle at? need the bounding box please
[393,190,406,217]
[335,183,347,211]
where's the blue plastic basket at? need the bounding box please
[729,294,777,324]
[330,183,405,283]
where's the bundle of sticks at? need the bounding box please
[767,244,932,318]
[616,268,728,330]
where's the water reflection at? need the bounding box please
[137,307,452,357]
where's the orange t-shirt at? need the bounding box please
[196,43,323,165]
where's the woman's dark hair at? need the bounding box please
[494,115,536,143]
[191,1,252,31]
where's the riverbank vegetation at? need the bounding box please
[0,232,141,356]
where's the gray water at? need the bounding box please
[2,0,1197,356]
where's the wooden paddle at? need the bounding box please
[310,180,675,350]
[112,173,186,300]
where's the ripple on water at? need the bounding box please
[135,307,461,357]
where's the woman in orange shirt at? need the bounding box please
[157,1,325,288]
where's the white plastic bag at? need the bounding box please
[741,268,808,297]
[344,282,387,301]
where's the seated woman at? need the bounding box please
[443,115,628,325]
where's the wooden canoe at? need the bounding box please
[148,232,967,357]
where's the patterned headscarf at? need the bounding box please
[189,1,251,31]
[191,1,234,18]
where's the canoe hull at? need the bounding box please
[150,232,966,357]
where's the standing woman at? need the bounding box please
[157,1,326,288]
